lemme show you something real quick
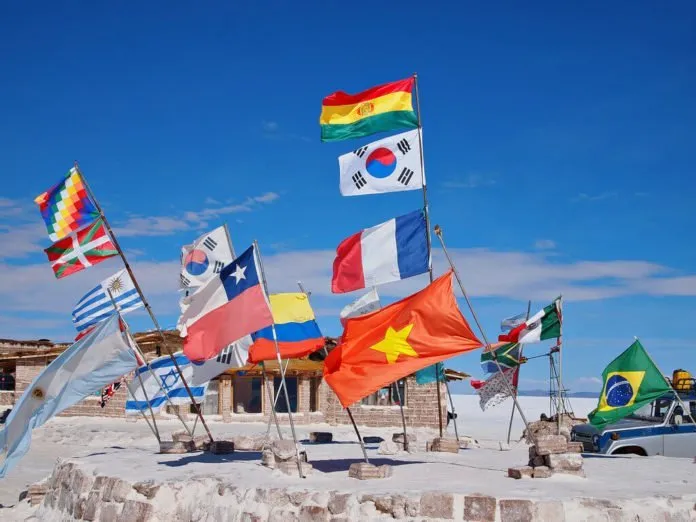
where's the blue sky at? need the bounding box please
[1,2,695,395]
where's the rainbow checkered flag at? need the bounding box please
[34,167,100,242]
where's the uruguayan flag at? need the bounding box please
[72,269,144,333]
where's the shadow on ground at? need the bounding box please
[310,457,425,473]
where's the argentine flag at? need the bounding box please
[0,316,138,478]
[72,269,144,333]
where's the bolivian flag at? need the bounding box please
[323,271,482,407]
[320,77,419,142]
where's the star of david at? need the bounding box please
[160,369,180,392]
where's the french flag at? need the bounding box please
[178,245,274,362]
[331,209,429,294]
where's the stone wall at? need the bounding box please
[0,390,14,406]
[319,376,445,430]
[8,360,444,430]
[27,460,696,522]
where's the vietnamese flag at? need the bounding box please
[323,271,482,407]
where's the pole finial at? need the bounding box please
[434,224,442,236]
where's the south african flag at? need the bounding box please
[44,218,118,279]
[481,342,522,374]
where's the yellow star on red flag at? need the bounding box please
[370,324,418,364]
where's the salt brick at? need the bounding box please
[534,434,568,456]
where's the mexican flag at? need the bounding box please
[498,299,561,344]
[588,340,671,429]
[44,218,118,279]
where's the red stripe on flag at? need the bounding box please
[183,284,274,362]
[331,231,365,294]
[322,78,414,107]
[247,338,325,364]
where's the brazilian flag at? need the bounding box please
[588,340,672,429]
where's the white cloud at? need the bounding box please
[262,120,279,132]
[253,192,280,204]
[572,192,617,202]
[113,216,192,237]
[534,239,556,250]
[442,173,496,189]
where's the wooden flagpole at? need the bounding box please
[346,407,370,463]
[254,240,305,478]
[434,224,533,439]
[75,162,214,443]
[413,73,445,438]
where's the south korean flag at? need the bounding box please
[338,128,424,197]
[179,225,234,291]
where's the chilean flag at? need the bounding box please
[331,209,429,294]
[178,245,274,362]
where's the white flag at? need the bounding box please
[180,226,234,290]
[338,129,424,196]
[339,288,381,326]
[477,369,517,411]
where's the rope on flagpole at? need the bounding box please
[434,224,534,442]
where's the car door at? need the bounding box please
[663,400,696,458]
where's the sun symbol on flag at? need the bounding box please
[108,276,124,295]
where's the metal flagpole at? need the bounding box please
[393,381,409,451]
[254,240,305,478]
[265,359,289,439]
[222,223,236,257]
[261,362,284,440]
[444,371,460,442]
[556,296,565,434]
[346,407,370,463]
[75,162,214,443]
[106,290,193,436]
[124,380,160,441]
[105,290,162,442]
[434,225,533,438]
[507,301,531,444]
[413,73,444,438]
[636,337,696,426]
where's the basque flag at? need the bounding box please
[331,209,429,294]
[177,245,274,362]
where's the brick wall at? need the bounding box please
[319,375,445,430]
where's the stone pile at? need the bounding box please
[426,437,459,453]
[508,434,585,479]
[261,439,313,476]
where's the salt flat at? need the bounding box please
[1,395,694,512]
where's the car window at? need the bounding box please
[629,397,672,421]
[668,400,696,424]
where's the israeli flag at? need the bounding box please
[72,269,144,333]
[125,352,208,415]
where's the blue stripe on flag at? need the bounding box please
[73,289,143,331]
[134,353,190,376]
[253,320,322,342]
[394,209,429,280]
[125,386,206,412]
[72,285,103,315]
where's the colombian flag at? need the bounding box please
[247,293,325,363]
[320,77,419,142]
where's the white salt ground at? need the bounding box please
[1,395,694,510]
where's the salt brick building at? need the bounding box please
[0,332,464,430]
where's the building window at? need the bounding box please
[309,377,319,412]
[360,379,406,407]
[0,370,15,391]
[233,375,262,413]
[273,376,298,413]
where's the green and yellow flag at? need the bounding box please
[588,340,671,429]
